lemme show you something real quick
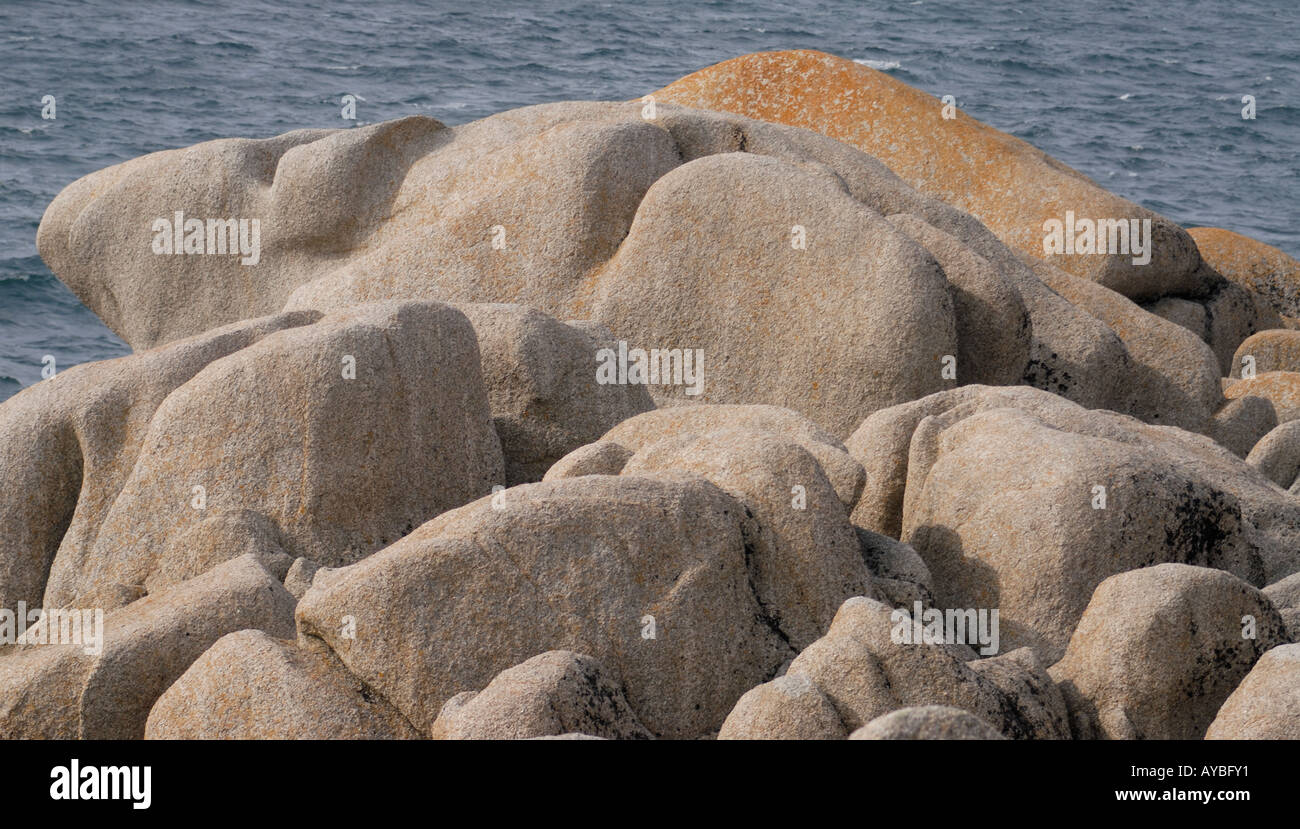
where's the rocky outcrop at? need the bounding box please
[1190,227,1300,318]
[1049,564,1286,740]
[39,94,1242,440]
[456,304,653,485]
[0,312,318,613]
[846,385,1300,661]
[44,301,503,609]
[145,630,420,739]
[653,49,1202,301]
[1205,644,1300,739]
[294,475,795,739]
[717,597,1065,740]
[37,102,980,437]
[13,49,1300,744]
[1232,329,1300,378]
[1225,371,1300,425]
[430,651,652,740]
[849,706,1006,740]
[620,426,874,649]
[0,555,296,739]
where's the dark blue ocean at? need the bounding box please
[2,0,1297,401]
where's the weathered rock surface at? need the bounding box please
[1175,272,1286,373]
[1024,256,1222,433]
[0,555,295,739]
[620,426,874,649]
[143,509,293,595]
[1263,570,1300,613]
[1246,419,1300,488]
[557,404,866,508]
[649,53,1291,383]
[1205,644,1300,739]
[720,597,1060,740]
[1191,227,1300,318]
[1207,394,1277,459]
[1202,274,1286,375]
[903,407,1265,659]
[1263,572,1300,642]
[145,629,420,739]
[1232,329,1300,378]
[848,705,1006,740]
[885,214,1031,387]
[294,475,793,738]
[582,149,958,435]
[430,650,652,740]
[1145,296,1209,342]
[653,49,1202,301]
[457,304,654,485]
[856,528,934,607]
[967,648,1071,740]
[717,673,847,740]
[542,440,635,480]
[0,311,318,614]
[1049,564,1287,740]
[37,117,439,349]
[283,557,322,600]
[49,301,503,608]
[42,101,993,437]
[40,92,1224,440]
[847,384,1300,660]
[1225,371,1300,424]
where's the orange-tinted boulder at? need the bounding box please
[653,49,1202,301]
[1190,227,1300,318]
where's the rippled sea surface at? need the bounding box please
[2,0,1296,400]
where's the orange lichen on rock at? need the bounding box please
[1190,227,1300,318]
[653,49,1202,301]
